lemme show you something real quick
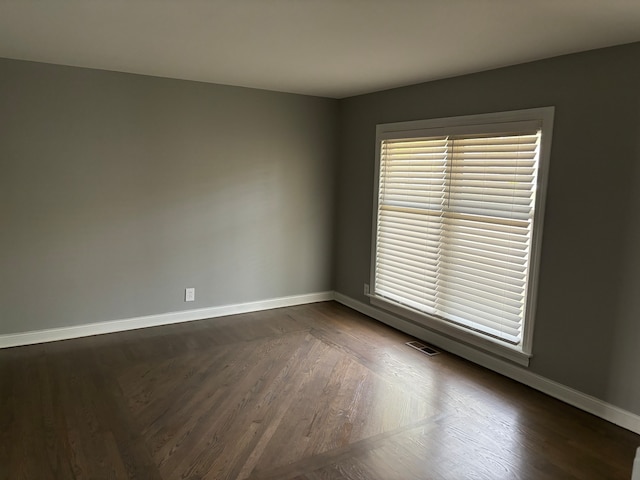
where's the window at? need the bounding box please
[370,108,554,365]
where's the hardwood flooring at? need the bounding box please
[1,301,638,479]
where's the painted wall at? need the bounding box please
[0,58,338,335]
[2,42,640,418]
[334,42,640,415]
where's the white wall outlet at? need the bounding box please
[364,283,370,295]
[185,287,195,302]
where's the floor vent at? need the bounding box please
[406,341,440,356]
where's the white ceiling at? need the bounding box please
[1,1,640,98]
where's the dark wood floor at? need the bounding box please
[1,301,638,479]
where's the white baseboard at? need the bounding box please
[4,289,639,435]
[0,291,334,349]
[334,292,640,435]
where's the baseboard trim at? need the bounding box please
[5,290,639,435]
[0,291,334,349]
[334,292,640,435]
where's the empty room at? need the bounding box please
[2,1,640,479]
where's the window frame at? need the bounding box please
[369,107,554,366]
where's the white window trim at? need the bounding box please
[369,107,555,366]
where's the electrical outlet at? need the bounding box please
[364,283,370,295]
[185,287,195,302]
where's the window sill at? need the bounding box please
[369,295,532,367]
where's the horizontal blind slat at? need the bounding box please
[376,129,540,347]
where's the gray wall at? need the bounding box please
[334,42,640,415]
[2,43,640,417]
[0,58,338,335]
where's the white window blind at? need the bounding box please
[374,128,541,347]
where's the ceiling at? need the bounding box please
[1,1,640,99]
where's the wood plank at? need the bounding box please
[0,301,638,479]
